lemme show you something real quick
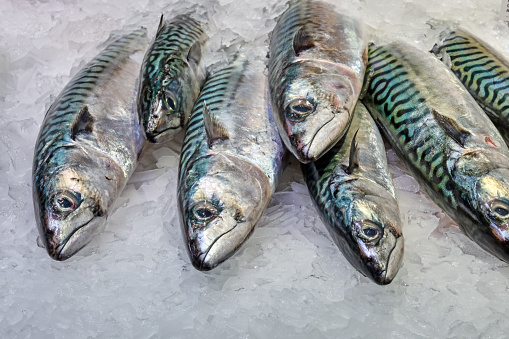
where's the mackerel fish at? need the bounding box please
[178,55,286,270]
[32,29,149,260]
[302,103,403,285]
[138,15,207,143]
[363,41,509,262]
[268,0,367,163]
[432,28,509,143]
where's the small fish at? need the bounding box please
[178,55,286,270]
[432,28,509,143]
[363,41,509,262]
[138,14,207,143]
[302,103,403,285]
[32,29,149,260]
[268,0,367,163]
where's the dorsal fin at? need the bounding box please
[156,14,165,35]
[431,108,470,148]
[187,41,202,65]
[292,26,315,55]
[71,105,94,140]
[202,101,229,148]
[346,129,360,174]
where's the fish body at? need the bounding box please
[138,15,207,143]
[302,103,403,285]
[268,0,367,163]
[432,28,509,143]
[363,42,509,262]
[32,29,149,260]
[178,55,286,270]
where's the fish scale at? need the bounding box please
[32,28,149,260]
[363,41,509,262]
[366,45,461,206]
[302,103,403,285]
[268,0,366,163]
[138,14,207,143]
[34,29,147,180]
[179,61,245,180]
[432,29,509,143]
[178,55,285,270]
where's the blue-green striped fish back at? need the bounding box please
[178,56,246,184]
[432,28,509,142]
[365,43,457,207]
[138,14,207,143]
[363,41,509,262]
[33,28,148,179]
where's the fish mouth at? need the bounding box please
[52,217,96,261]
[301,109,347,162]
[146,125,181,143]
[192,222,238,271]
[373,236,404,285]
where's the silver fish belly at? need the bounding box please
[268,0,367,163]
[178,55,286,270]
[363,41,509,262]
[32,29,149,260]
[302,103,403,285]
[138,14,207,143]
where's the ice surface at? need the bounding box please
[2,0,509,338]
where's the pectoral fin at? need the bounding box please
[71,105,94,140]
[292,26,315,56]
[187,41,203,65]
[431,108,470,148]
[346,129,360,174]
[203,101,229,148]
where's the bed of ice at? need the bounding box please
[2,0,509,337]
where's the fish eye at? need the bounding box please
[191,201,219,223]
[488,199,509,220]
[53,190,80,213]
[285,99,315,121]
[163,91,177,113]
[356,220,382,243]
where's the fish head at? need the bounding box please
[33,150,123,260]
[179,155,268,270]
[341,190,403,285]
[278,61,359,162]
[454,150,509,259]
[138,59,190,143]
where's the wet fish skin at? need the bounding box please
[302,103,403,285]
[32,29,149,260]
[432,28,509,143]
[268,0,367,163]
[363,41,509,262]
[178,56,286,270]
[138,15,207,143]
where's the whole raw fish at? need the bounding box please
[32,29,149,260]
[268,0,367,163]
[178,55,286,270]
[363,41,509,262]
[138,14,207,143]
[302,103,403,285]
[432,28,509,143]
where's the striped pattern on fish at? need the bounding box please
[138,15,207,143]
[35,28,147,179]
[268,0,367,163]
[32,28,149,260]
[363,41,509,262]
[432,28,509,142]
[178,55,285,270]
[178,60,246,183]
[302,102,403,285]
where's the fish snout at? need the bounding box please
[376,235,404,285]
